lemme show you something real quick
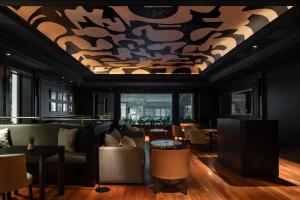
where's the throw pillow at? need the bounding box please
[119,136,136,147]
[110,128,122,141]
[104,134,119,147]
[58,128,78,152]
[0,128,10,148]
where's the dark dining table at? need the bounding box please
[0,146,65,200]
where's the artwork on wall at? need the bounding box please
[57,103,63,112]
[50,102,56,112]
[68,95,73,103]
[48,88,73,113]
[57,92,63,101]
[63,93,68,101]
[63,103,68,112]
[49,90,56,100]
[68,105,72,112]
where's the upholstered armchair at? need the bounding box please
[151,148,190,194]
[0,154,33,200]
[98,137,145,184]
[188,127,210,146]
[172,125,185,139]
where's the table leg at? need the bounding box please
[209,132,213,149]
[39,156,45,200]
[58,151,64,195]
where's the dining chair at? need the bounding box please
[188,127,210,147]
[151,148,190,194]
[172,125,185,139]
[0,154,33,200]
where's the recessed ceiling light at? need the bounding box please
[6,53,11,56]
[253,45,258,49]
[61,76,65,79]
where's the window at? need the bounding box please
[179,93,194,122]
[7,72,19,123]
[121,93,172,121]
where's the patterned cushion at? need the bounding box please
[0,128,10,148]
[58,128,78,152]
[119,136,136,147]
[104,134,119,147]
[110,128,122,141]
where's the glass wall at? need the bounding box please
[179,93,194,122]
[121,93,172,121]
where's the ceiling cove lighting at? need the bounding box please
[8,6,292,74]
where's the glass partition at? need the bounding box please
[179,93,194,122]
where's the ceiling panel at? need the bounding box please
[8,6,291,74]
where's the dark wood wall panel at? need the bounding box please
[0,65,4,116]
[267,64,300,161]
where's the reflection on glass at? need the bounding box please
[179,93,194,122]
[231,89,253,115]
[120,93,172,120]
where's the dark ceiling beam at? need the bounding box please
[209,29,300,82]
[0,0,299,6]
[0,7,93,82]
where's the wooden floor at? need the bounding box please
[9,147,300,200]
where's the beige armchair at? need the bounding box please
[151,148,190,194]
[188,127,210,146]
[99,137,145,184]
[0,154,33,200]
[172,125,185,138]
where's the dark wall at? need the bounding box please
[218,75,262,120]
[267,63,300,161]
[0,65,4,116]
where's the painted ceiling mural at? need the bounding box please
[8,6,292,74]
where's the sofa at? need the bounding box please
[98,130,145,184]
[0,122,111,185]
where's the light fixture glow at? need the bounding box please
[6,53,11,56]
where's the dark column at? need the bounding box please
[114,92,120,125]
[172,93,179,124]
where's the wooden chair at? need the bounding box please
[188,127,210,148]
[151,148,190,194]
[172,125,185,139]
[0,154,33,200]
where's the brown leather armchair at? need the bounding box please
[172,125,185,139]
[151,148,190,194]
[188,127,210,146]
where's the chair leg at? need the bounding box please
[14,190,19,196]
[28,185,33,200]
[6,192,11,200]
[1,193,6,200]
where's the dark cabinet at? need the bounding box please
[217,118,278,177]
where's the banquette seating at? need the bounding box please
[0,122,111,185]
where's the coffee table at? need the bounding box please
[0,146,65,200]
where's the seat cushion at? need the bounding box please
[58,128,78,152]
[46,152,86,163]
[0,128,10,148]
[119,136,136,147]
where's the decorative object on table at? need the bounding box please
[63,93,68,101]
[27,135,35,150]
[0,128,11,148]
[50,102,56,112]
[49,89,56,100]
[57,92,62,101]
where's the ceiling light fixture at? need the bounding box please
[253,45,258,49]
[6,53,11,56]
